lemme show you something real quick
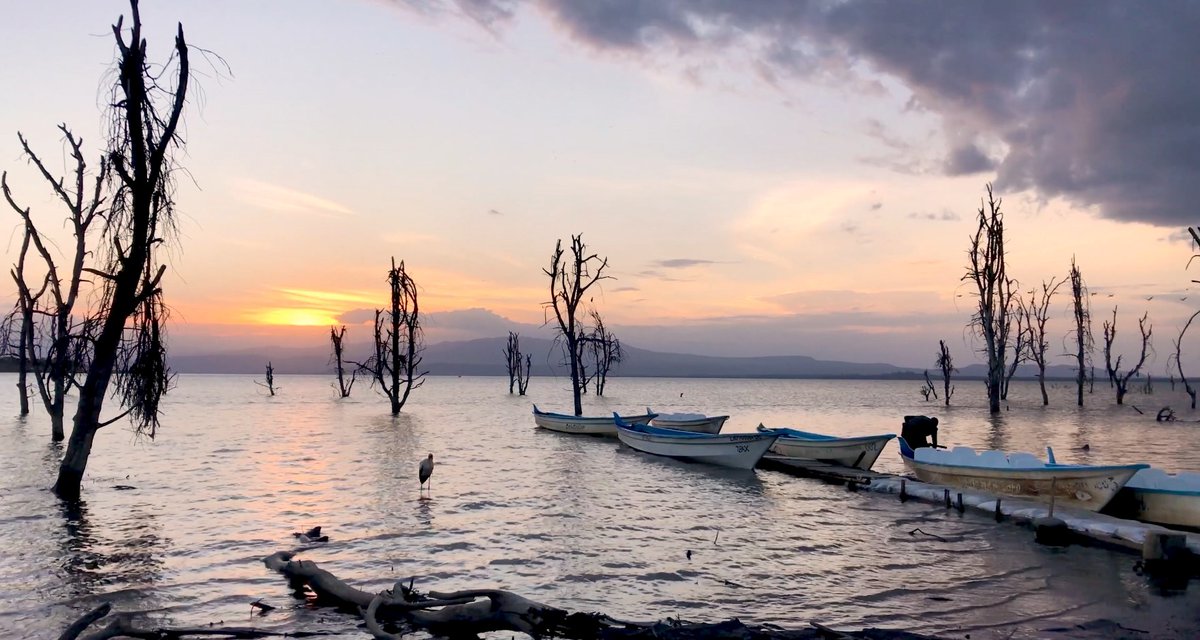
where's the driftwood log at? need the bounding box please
[263,550,945,640]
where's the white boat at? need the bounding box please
[757,425,895,470]
[898,438,1147,512]
[532,405,657,436]
[1120,468,1200,530]
[614,414,777,469]
[647,408,729,434]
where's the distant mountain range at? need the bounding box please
[162,335,1081,380]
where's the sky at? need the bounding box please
[2,0,1200,371]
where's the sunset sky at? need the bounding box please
[2,1,1199,370]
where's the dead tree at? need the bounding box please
[1067,257,1093,406]
[963,184,1015,413]
[1170,310,1199,409]
[358,258,426,415]
[4,127,109,439]
[256,361,277,396]
[503,331,531,395]
[544,235,611,416]
[919,370,937,401]
[23,0,190,500]
[936,340,955,406]
[329,324,356,398]
[587,308,623,396]
[1102,308,1153,405]
[1021,277,1063,405]
[1001,303,1029,400]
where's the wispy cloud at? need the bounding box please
[654,258,718,269]
[907,210,961,222]
[233,179,354,218]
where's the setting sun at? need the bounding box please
[252,308,342,327]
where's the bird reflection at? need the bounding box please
[415,497,433,526]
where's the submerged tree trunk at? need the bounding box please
[963,185,1014,414]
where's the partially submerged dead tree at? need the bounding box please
[260,550,944,640]
[256,361,277,396]
[330,324,356,398]
[544,235,611,416]
[1001,304,1028,401]
[1170,311,1199,410]
[503,331,531,395]
[1021,277,1063,406]
[4,126,109,440]
[35,0,190,500]
[1067,257,1093,406]
[919,370,937,401]
[1102,308,1153,405]
[358,258,426,415]
[936,340,955,406]
[587,308,623,396]
[963,184,1016,414]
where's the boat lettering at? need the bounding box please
[729,435,756,442]
[736,445,751,453]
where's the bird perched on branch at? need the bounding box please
[419,453,435,495]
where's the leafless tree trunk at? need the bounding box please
[919,370,937,401]
[1001,303,1029,400]
[1020,277,1063,405]
[1068,257,1092,406]
[255,361,277,396]
[1102,308,1153,405]
[1171,310,1199,409]
[22,0,190,500]
[502,332,532,396]
[963,184,1015,414]
[4,127,109,439]
[358,258,425,415]
[936,340,955,406]
[544,235,611,416]
[329,325,355,398]
[587,308,623,396]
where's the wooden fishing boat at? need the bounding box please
[897,437,1147,512]
[614,415,777,469]
[647,409,729,434]
[757,425,894,470]
[1118,468,1200,530]
[531,405,656,436]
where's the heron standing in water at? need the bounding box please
[418,453,435,496]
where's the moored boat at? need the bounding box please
[648,409,729,434]
[897,437,1147,512]
[615,414,777,469]
[532,405,656,436]
[1118,468,1200,530]
[757,425,894,470]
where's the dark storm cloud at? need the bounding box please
[410,0,1200,227]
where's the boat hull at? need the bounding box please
[767,432,894,470]
[649,415,728,434]
[1123,488,1200,530]
[617,428,777,469]
[532,408,655,436]
[901,458,1143,512]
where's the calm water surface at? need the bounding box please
[1,374,1199,639]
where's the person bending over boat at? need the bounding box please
[901,415,940,449]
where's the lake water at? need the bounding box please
[1,373,1199,639]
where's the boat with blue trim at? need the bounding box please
[757,425,894,470]
[615,414,777,469]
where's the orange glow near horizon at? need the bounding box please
[252,308,343,327]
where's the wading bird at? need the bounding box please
[419,453,435,495]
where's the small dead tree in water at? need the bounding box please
[963,184,1016,414]
[1001,305,1029,400]
[1170,310,1199,409]
[503,331,531,395]
[587,308,623,396]
[358,258,426,415]
[919,370,937,401]
[1067,257,1093,406]
[329,325,355,398]
[936,340,955,406]
[544,235,611,416]
[256,362,277,396]
[1021,277,1063,406]
[1102,308,1153,405]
